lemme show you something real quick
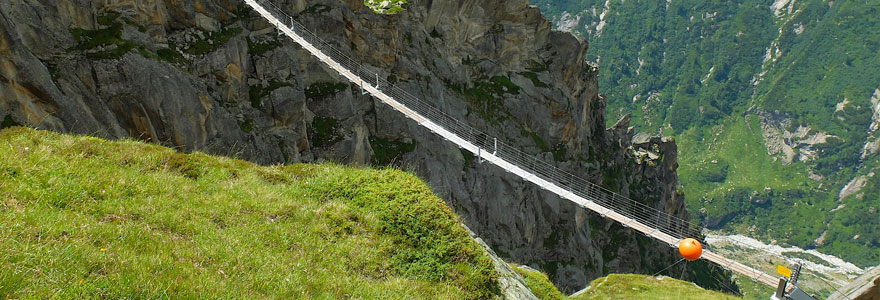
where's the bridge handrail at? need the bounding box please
[250,0,703,241]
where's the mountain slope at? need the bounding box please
[510,266,742,300]
[0,127,498,298]
[572,274,741,300]
[0,127,749,299]
[531,0,880,267]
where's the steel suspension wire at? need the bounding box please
[814,273,853,300]
[652,258,686,277]
[709,264,745,297]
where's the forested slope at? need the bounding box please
[531,0,880,266]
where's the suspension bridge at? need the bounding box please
[244,0,798,291]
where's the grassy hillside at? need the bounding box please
[531,0,880,267]
[573,274,741,300]
[0,127,497,299]
[511,266,742,300]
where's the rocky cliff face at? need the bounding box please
[0,0,726,293]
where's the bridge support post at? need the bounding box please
[361,78,367,95]
[493,138,497,155]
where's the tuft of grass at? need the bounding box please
[446,76,520,125]
[248,81,292,108]
[460,149,475,170]
[122,18,148,33]
[310,116,344,148]
[238,118,254,133]
[0,127,498,299]
[525,59,551,73]
[185,27,242,55]
[510,264,566,300]
[246,37,282,56]
[430,28,443,39]
[1,115,20,129]
[369,136,416,166]
[155,42,189,65]
[571,274,741,300]
[524,129,550,152]
[69,13,186,64]
[364,0,408,15]
[305,82,348,101]
[69,13,136,60]
[519,72,549,88]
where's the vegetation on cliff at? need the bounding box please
[572,274,741,300]
[0,127,497,299]
[364,0,408,14]
[511,264,568,300]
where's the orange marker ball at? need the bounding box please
[678,238,703,261]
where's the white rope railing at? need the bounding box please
[243,0,806,289]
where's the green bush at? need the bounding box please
[310,116,343,148]
[448,76,521,125]
[185,27,242,55]
[305,82,347,100]
[369,136,416,165]
[68,14,136,60]
[246,37,282,56]
[364,0,409,15]
[249,81,292,108]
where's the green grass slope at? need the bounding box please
[510,264,740,300]
[571,274,741,300]
[0,127,497,299]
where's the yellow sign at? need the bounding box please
[777,265,792,278]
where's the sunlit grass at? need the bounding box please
[0,127,497,299]
[508,264,740,300]
[364,0,408,14]
[571,274,741,300]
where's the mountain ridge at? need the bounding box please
[530,0,880,268]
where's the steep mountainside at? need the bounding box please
[0,0,730,293]
[531,0,880,267]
